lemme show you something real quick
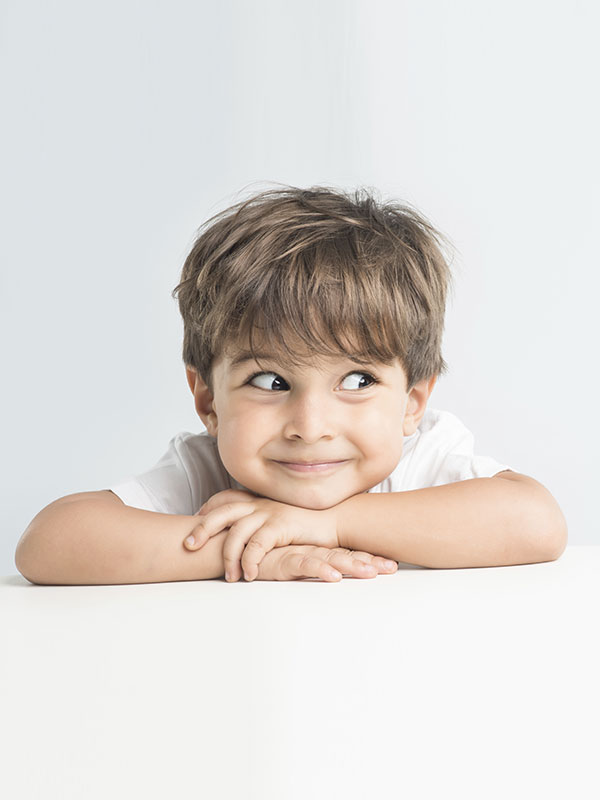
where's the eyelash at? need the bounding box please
[244,370,380,391]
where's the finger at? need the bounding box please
[281,552,345,582]
[240,523,288,582]
[221,512,269,582]
[326,551,379,579]
[183,502,256,550]
[349,551,398,574]
[195,490,258,516]
[184,524,208,549]
[299,547,381,579]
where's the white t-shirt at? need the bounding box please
[107,408,513,515]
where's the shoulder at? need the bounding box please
[167,430,238,494]
[169,429,219,456]
[166,430,224,475]
[398,407,511,487]
[402,408,473,461]
[108,429,230,515]
[407,407,476,468]
[417,407,473,439]
[373,407,494,493]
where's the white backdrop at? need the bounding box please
[2,0,598,576]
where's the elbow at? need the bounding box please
[15,549,39,585]
[14,496,86,586]
[537,510,568,563]
[15,522,53,585]
[15,536,41,585]
[512,476,569,563]
[15,562,44,585]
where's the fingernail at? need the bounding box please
[243,571,250,582]
[185,535,195,546]
[384,560,396,570]
[225,571,231,581]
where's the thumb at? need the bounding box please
[183,524,207,550]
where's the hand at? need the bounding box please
[183,489,339,582]
[252,543,399,582]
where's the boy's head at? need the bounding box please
[173,184,455,509]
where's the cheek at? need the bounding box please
[355,400,403,443]
[217,405,272,454]
[354,402,405,469]
[214,407,276,491]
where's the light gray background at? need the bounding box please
[2,0,598,575]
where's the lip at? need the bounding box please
[274,460,349,473]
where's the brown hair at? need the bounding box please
[172,183,456,393]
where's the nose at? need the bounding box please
[282,389,336,443]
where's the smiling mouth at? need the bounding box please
[274,460,348,473]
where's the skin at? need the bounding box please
[185,346,437,512]
[182,342,567,582]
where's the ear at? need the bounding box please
[402,374,438,436]
[185,366,218,437]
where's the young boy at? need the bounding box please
[15,185,568,586]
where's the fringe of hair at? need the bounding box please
[172,184,456,393]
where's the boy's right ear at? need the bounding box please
[185,367,218,437]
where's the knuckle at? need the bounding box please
[226,519,243,535]
[222,537,240,556]
[322,547,350,561]
[221,540,236,559]
[228,501,252,514]
[245,539,266,553]
[298,553,314,572]
[228,520,254,541]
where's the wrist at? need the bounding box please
[333,493,363,550]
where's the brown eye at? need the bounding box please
[340,372,377,391]
[247,372,288,391]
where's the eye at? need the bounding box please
[246,371,289,391]
[340,372,378,391]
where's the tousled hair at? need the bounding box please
[172,183,456,394]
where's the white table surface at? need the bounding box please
[2,545,598,800]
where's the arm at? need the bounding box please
[336,472,568,569]
[15,490,228,585]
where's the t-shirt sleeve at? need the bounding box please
[387,409,515,491]
[107,434,195,515]
[434,449,513,484]
[429,415,513,486]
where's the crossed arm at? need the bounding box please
[335,471,567,569]
[15,471,567,586]
[185,470,568,578]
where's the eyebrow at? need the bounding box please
[230,352,278,369]
[229,351,379,370]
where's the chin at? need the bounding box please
[282,491,346,511]
[245,480,351,510]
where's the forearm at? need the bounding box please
[15,495,228,585]
[336,476,568,569]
